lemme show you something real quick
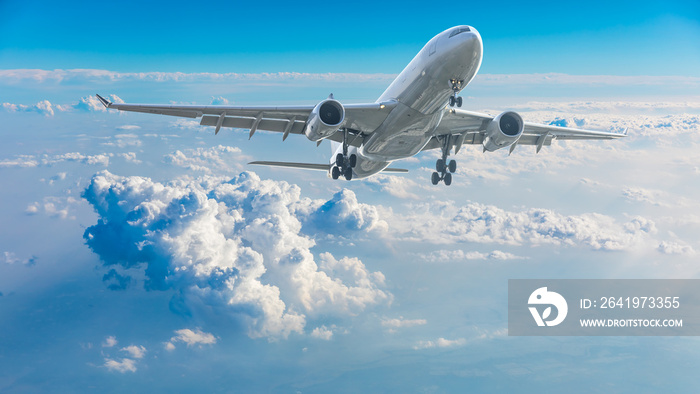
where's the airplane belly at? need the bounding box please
[360,103,442,161]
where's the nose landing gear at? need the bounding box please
[448,79,464,107]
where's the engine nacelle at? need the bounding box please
[482,111,524,152]
[304,99,345,141]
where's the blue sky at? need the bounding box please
[1,1,700,392]
[1,0,698,75]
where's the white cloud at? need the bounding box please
[104,358,137,373]
[210,96,229,105]
[117,152,142,164]
[310,325,335,340]
[0,69,397,84]
[72,95,107,112]
[416,249,527,263]
[25,196,78,220]
[2,95,125,116]
[364,175,421,199]
[413,337,466,350]
[390,201,657,251]
[381,317,427,333]
[298,189,389,236]
[102,134,142,148]
[163,145,245,173]
[116,125,141,131]
[474,74,700,89]
[121,345,146,359]
[169,118,207,131]
[2,100,54,116]
[43,152,110,166]
[167,328,217,349]
[102,336,118,348]
[0,152,110,168]
[657,241,695,256]
[82,171,391,339]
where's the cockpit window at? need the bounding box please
[449,27,471,38]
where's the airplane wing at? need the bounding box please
[96,94,396,147]
[427,107,626,153]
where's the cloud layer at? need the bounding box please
[390,201,657,251]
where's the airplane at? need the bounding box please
[96,25,626,185]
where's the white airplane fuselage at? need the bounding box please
[332,25,483,179]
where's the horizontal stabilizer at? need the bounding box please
[248,161,408,173]
[248,161,329,171]
[381,167,408,173]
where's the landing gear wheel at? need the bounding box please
[456,96,463,107]
[335,153,345,168]
[444,172,452,186]
[331,166,340,180]
[448,160,457,173]
[436,159,446,173]
[431,172,440,185]
[344,167,353,181]
[449,96,455,107]
[349,154,357,168]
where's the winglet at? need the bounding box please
[96,94,112,108]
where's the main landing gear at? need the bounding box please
[331,128,357,181]
[448,79,463,107]
[432,135,457,186]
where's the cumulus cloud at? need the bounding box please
[102,336,117,348]
[102,134,142,148]
[298,189,388,236]
[1,95,124,116]
[104,358,137,373]
[166,328,217,350]
[25,196,78,220]
[82,171,390,339]
[210,96,229,105]
[121,345,146,359]
[72,95,108,112]
[163,145,245,173]
[98,338,147,372]
[310,325,335,340]
[413,337,466,350]
[657,241,695,256]
[117,152,142,164]
[2,100,55,116]
[390,201,657,251]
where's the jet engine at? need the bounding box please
[482,111,524,152]
[304,98,345,141]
